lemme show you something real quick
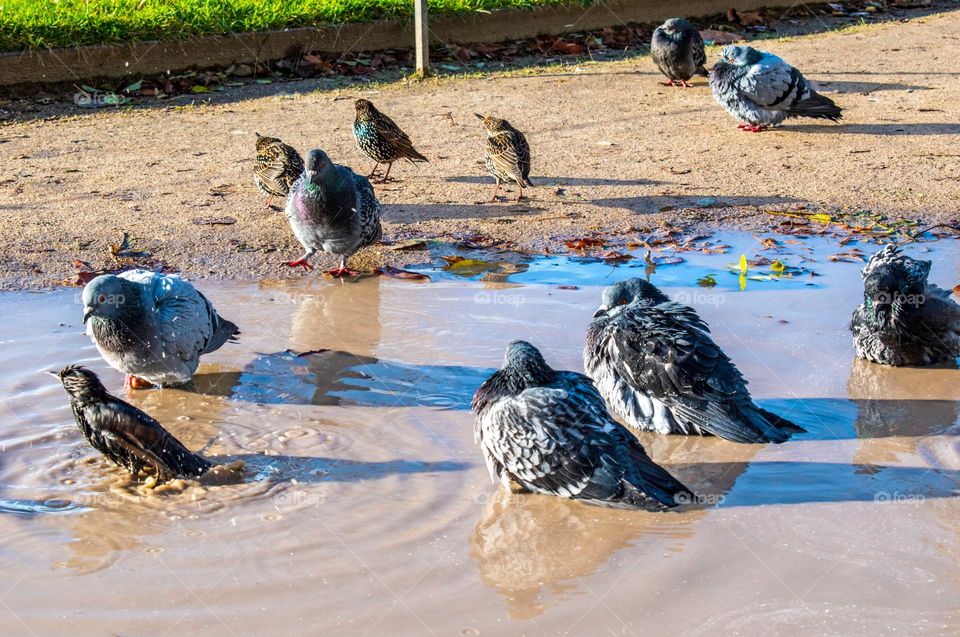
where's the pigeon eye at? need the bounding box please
[618,298,629,305]
[97,294,107,304]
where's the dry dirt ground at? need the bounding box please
[2,9,959,289]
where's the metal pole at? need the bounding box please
[414,0,430,76]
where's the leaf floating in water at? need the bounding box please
[600,250,633,263]
[376,266,430,281]
[698,274,717,288]
[739,254,748,276]
[739,273,747,292]
[391,239,429,251]
[564,237,605,251]
[644,250,684,266]
[828,248,866,262]
[770,260,786,274]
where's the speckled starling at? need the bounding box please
[475,113,533,202]
[254,133,305,208]
[353,99,428,181]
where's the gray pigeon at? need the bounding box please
[472,340,694,510]
[852,244,960,366]
[284,149,383,277]
[52,365,211,481]
[709,45,842,132]
[82,270,240,388]
[651,18,708,87]
[584,279,803,443]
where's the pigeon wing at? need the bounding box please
[736,56,801,109]
[483,381,686,509]
[605,303,767,442]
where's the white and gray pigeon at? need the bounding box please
[651,18,708,87]
[709,45,842,132]
[472,340,694,510]
[284,148,383,277]
[852,244,960,366]
[82,270,240,388]
[584,279,804,443]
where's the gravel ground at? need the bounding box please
[1,8,959,289]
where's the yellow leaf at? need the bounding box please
[739,254,748,276]
[809,213,831,223]
[770,260,785,273]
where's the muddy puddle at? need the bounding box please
[1,233,959,635]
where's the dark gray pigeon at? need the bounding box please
[651,18,708,87]
[83,270,239,388]
[472,340,694,510]
[709,45,842,132]
[52,365,211,481]
[852,244,960,366]
[584,278,804,443]
[284,148,383,277]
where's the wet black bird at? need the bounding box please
[852,244,960,366]
[472,340,694,510]
[476,113,533,202]
[254,133,305,208]
[353,99,428,181]
[52,365,211,481]
[651,18,708,87]
[584,278,804,443]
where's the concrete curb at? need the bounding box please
[0,0,798,86]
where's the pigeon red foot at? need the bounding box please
[285,259,313,270]
[125,375,153,390]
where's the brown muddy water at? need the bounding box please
[1,235,960,636]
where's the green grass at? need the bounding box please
[0,0,588,52]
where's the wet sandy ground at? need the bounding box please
[1,9,959,289]
[1,234,959,635]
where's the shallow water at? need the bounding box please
[2,235,960,636]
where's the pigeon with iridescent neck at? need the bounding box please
[651,18,708,87]
[710,45,842,132]
[852,244,960,366]
[284,148,382,277]
[82,270,239,389]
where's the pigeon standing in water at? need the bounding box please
[253,133,304,208]
[284,148,383,277]
[82,270,240,389]
[651,18,708,87]
[52,365,211,481]
[584,279,804,443]
[852,244,960,366]
[353,99,428,182]
[475,114,533,202]
[472,340,694,510]
[709,45,842,132]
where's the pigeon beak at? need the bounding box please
[45,370,60,378]
[82,306,94,323]
[592,306,608,318]
[474,113,484,120]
